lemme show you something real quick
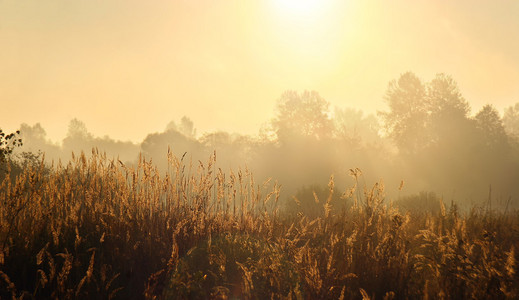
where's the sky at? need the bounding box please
[1,0,519,143]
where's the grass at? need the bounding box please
[0,149,518,299]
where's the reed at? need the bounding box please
[0,150,517,299]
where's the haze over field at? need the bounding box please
[3,2,519,299]
[2,0,519,143]
[2,0,519,207]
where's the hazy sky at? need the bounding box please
[2,0,519,143]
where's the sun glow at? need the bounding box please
[269,0,340,30]
[274,0,324,16]
[268,0,347,74]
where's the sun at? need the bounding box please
[273,0,324,17]
[267,0,343,72]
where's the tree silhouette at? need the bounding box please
[427,73,470,118]
[426,74,473,150]
[503,103,519,139]
[0,129,23,180]
[381,72,473,154]
[475,104,508,150]
[379,72,428,154]
[334,107,381,147]
[272,90,333,143]
[62,119,94,154]
[166,116,197,138]
[0,129,22,165]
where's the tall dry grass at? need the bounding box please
[0,149,518,299]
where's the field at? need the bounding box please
[1,151,518,299]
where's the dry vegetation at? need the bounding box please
[1,150,518,299]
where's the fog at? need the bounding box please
[9,72,519,210]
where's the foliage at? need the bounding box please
[0,129,22,164]
[503,103,519,139]
[377,72,519,198]
[334,107,381,147]
[427,73,470,118]
[379,72,429,154]
[475,104,509,150]
[272,90,334,143]
[166,116,197,139]
[380,72,472,154]
[0,129,24,182]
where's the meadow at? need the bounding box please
[1,150,518,299]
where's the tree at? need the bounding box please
[380,72,472,154]
[0,129,22,165]
[427,73,470,118]
[272,90,333,143]
[17,123,62,160]
[503,103,519,139]
[141,129,203,172]
[66,118,93,140]
[62,119,94,154]
[199,131,256,169]
[472,104,518,197]
[165,116,197,138]
[334,107,381,147]
[426,73,473,148]
[19,123,47,142]
[0,129,24,181]
[379,73,485,194]
[379,72,428,154]
[475,104,508,149]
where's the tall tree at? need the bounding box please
[381,73,472,153]
[379,72,428,154]
[272,90,333,143]
[165,116,197,138]
[503,103,519,139]
[426,73,472,146]
[427,73,470,118]
[475,104,508,150]
[62,119,94,154]
[18,123,62,162]
[334,107,381,147]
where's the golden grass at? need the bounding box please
[0,149,518,299]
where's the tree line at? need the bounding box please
[3,72,519,208]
